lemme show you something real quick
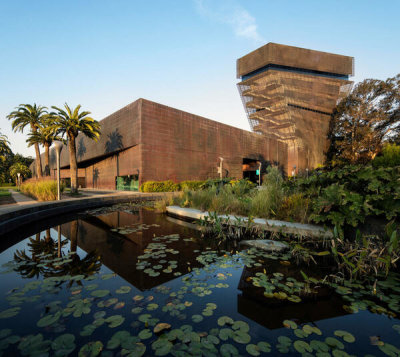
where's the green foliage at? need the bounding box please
[373,143,400,167]
[20,180,65,201]
[140,180,181,192]
[250,166,284,218]
[277,193,310,223]
[9,162,31,181]
[180,180,204,191]
[289,164,400,231]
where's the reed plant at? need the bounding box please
[20,179,64,201]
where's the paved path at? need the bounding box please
[8,189,36,204]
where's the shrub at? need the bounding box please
[20,179,64,201]
[180,180,204,191]
[277,193,310,223]
[373,143,400,167]
[229,179,255,196]
[140,180,180,192]
[250,166,284,218]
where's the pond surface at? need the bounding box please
[0,205,400,356]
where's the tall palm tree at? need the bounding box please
[7,104,48,178]
[27,118,63,176]
[0,130,11,162]
[51,103,101,193]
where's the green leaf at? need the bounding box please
[192,314,203,323]
[51,334,76,356]
[334,330,355,343]
[0,307,20,319]
[138,329,152,340]
[37,311,61,328]
[294,340,312,353]
[105,315,125,328]
[217,316,234,326]
[78,341,103,356]
[91,290,109,298]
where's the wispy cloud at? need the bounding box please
[195,0,264,44]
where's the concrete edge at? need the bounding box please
[0,194,163,236]
[166,205,333,239]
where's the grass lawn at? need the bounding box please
[0,188,16,205]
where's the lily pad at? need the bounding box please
[154,323,172,334]
[139,329,152,340]
[105,315,125,328]
[294,340,312,353]
[78,341,103,356]
[218,316,234,326]
[283,320,297,329]
[334,330,355,343]
[192,314,203,323]
[51,334,76,356]
[91,290,109,298]
[220,343,239,356]
[0,307,21,319]
[115,286,131,294]
[37,311,61,328]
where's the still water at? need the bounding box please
[0,205,399,356]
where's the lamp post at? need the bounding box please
[17,172,21,188]
[258,162,262,186]
[54,141,63,201]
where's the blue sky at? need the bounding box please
[1,0,399,156]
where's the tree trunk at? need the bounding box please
[34,143,43,178]
[44,143,50,176]
[31,124,43,178]
[70,220,78,253]
[68,135,78,194]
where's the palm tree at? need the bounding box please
[51,103,101,193]
[7,104,48,178]
[0,130,11,162]
[27,118,62,176]
[9,162,31,184]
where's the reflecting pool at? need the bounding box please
[0,205,399,356]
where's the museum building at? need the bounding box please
[32,43,354,190]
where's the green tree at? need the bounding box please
[0,130,11,162]
[27,118,62,176]
[327,74,400,165]
[51,103,101,193]
[7,104,48,178]
[9,162,31,184]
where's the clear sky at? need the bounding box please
[1,0,399,157]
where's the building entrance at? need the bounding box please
[242,158,260,184]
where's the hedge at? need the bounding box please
[139,178,233,192]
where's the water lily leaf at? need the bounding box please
[80,324,96,337]
[113,302,125,310]
[78,341,103,356]
[51,333,75,356]
[246,344,260,356]
[0,307,20,319]
[91,290,109,298]
[101,273,115,280]
[139,329,152,340]
[220,343,239,357]
[116,286,131,294]
[154,323,171,334]
[219,328,233,341]
[37,311,61,328]
[334,330,355,343]
[310,340,329,352]
[218,316,234,326]
[332,350,353,357]
[127,342,146,356]
[139,314,152,323]
[147,303,159,311]
[132,307,143,314]
[283,320,297,329]
[0,328,12,338]
[18,333,51,356]
[105,315,125,328]
[378,342,400,357]
[277,336,292,346]
[232,321,249,332]
[133,295,144,301]
[294,340,312,353]
[151,338,173,356]
[233,330,251,344]
[192,314,203,323]
[106,330,130,349]
[257,341,271,352]
[325,337,344,349]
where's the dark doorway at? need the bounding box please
[242,158,260,184]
